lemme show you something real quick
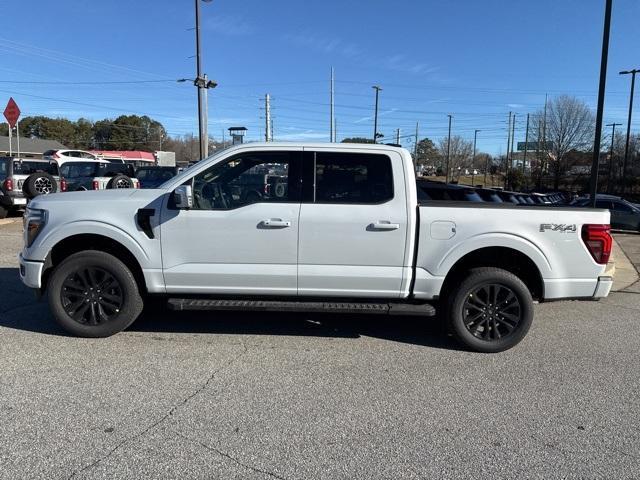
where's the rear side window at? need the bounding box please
[0,158,8,179]
[313,152,393,204]
[13,161,59,175]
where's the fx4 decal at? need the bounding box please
[539,223,577,233]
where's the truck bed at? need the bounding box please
[413,201,610,301]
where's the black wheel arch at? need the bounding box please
[42,234,146,295]
[440,247,544,301]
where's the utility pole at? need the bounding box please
[522,113,530,176]
[395,128,400,145]
[505,112,512,188]
[265,93,272,142]
[194,0,205,159]
[445,114,453,183]
[619,69,638,184]
[472,129,480,186]
[372,85,382,143]
[414,122,419,163]
[510,114,516,182]
[606,122,622,192]
[330,67,335,142]
[589,0,612,206]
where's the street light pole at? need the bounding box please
[372,86,382,143]
[445,114,452,183]
[472,129,480,186]
[589,0,613,207]
[620,69,638,184]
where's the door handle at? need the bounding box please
[369,221,400,231]
[260,218,291,228]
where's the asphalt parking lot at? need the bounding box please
[1,218,639,479]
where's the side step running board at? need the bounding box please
[167,298,436,317]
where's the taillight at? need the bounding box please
[92,180,99,190]
[60,178,67,192]
[3,177,13,191]
[135,181,140,189]
[581,224,612,265]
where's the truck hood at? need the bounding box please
[28,188,168,210]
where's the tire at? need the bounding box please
[47,250,143,337]
[22,172,58,199]
[106,175,133,189]
[446,267,534,353]
[0,205,7,219]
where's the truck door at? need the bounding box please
[160,149,302,295]
[297,149,409,298]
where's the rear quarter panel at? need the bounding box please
[415,203,610,300]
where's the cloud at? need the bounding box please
[382,54,440,75]
[205,15,253,36]
[276,130,328,141]
[284,31,438,77]
[354,108,397,124]
[283,33,361,58]
[507,103,525,109]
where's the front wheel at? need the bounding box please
[47,250,143,337]
[446,267,534,353]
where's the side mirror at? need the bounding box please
[173,185,193,209]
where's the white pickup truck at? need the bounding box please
[19,143,613,352]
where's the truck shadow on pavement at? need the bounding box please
[0,268,461,351]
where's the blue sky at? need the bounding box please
[1,0,639,154]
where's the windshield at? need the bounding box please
[98,163,135,177]
[463,191,484,202]
[13,161,59,176]
[159,149,228,189]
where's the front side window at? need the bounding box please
[191,151,299,210]
[313,152,393,204]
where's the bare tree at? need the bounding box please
[437,135,473,180]
[532,95,595,189]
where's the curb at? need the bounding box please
[611,236,640,292]
[0,218,20,226]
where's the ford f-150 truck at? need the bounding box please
[18,143,613,352]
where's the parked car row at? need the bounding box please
[416,180,640,232]
[416,180,567,206]
[0,150,181,218]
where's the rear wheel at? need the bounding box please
[446,267,533,353]
[0,205,7,219]
[47,250,143,337]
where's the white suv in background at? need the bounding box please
[43,149,100,163]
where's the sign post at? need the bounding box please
[3,97,21,158]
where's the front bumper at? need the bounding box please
[19,253,44,289]
[593,276,613,298]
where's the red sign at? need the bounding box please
[3,97,21,128]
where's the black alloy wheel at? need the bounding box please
[462,283,521,341]
[61,267,124,325]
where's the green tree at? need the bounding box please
[415,137,438,165]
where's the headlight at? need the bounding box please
[25,208,47,248]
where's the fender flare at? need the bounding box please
[436,232,552,279]
[35,220,151,268]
